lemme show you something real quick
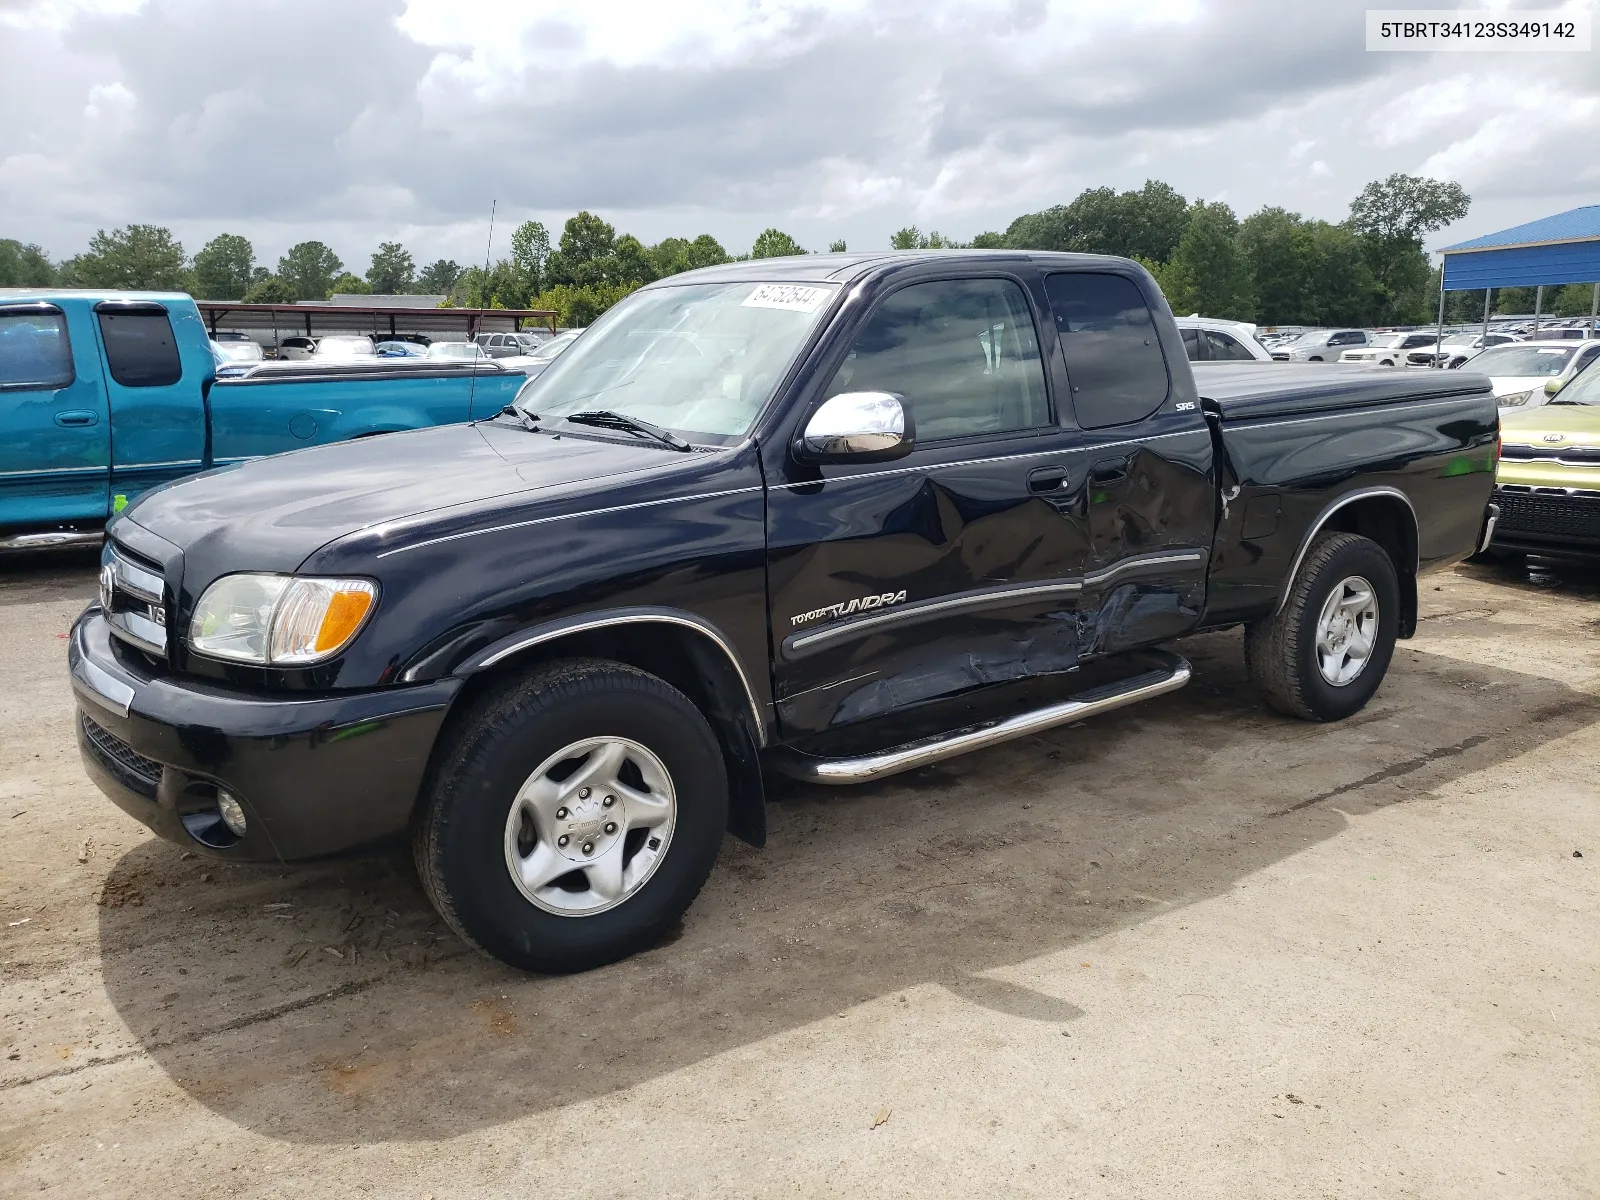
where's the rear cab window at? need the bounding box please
[96,307,183,387]
[0,305,75,390]
[1044,272,1169,429]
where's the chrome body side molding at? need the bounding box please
[0,530,105,552]
[769,649,1190,785]
[782,548,1211,659]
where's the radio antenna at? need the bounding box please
[467,199,497,419]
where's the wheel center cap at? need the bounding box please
[555,792,619,862]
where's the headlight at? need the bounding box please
[1499,389,1537,408]
[189,574,378,665]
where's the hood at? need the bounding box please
[1500,404,1600,449]
[119,420,688,577]
[1497,404,1600,491]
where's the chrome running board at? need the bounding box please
[770,649,1192,785]
[0,530,104,552]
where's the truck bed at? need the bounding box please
[1192,361,1493,421]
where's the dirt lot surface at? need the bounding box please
[1,552,1596,1198]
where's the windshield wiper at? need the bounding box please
[491,405,542,431]
[563,410,692,451]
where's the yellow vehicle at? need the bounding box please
[1490,359,1600,558]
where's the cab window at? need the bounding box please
[1205,330,1255,361]
[824,278,1050,441]
[0,309,74,390]
[97,309,182,387]
[1044,272,1169,429]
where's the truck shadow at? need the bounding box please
[93,628,1600,1145]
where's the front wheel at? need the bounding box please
[1244,532,1400,721]
[414,658,728,972]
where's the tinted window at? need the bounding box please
[0,310,74,390]
[1205,331,1255,361]
[1180,327,1201,360]
[97,310,182,387]
[1044,272,1168,429]
[825,278,1049,441]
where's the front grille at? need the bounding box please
[102,542,169,660]
[1500,444,1600,466]
[1493,487,1600,543]
[80,714,162,799]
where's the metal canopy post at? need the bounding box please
[1481,288,1491,342]
[1590,282,1598,339]
[1533,285,1543,337]
[1433,272,1446,367]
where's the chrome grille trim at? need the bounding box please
[103,543,169,658]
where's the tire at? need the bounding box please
[413,658,728,973]
[1244,532,1400,722]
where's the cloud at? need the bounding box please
[0,0,1595,265]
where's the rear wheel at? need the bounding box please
[1245,532,1399,721]
[414,658,728,972]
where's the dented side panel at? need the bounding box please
[766,432,1091,736]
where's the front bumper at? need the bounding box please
[69,609,462,860]
[1488,485,1600,557]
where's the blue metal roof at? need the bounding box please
[1440,205,1600,291]
[1441,205,1600,252]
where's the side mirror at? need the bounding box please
[1545,378,1565,396]
[798,391,914,463]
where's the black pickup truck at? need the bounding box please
[69,251,1499,972]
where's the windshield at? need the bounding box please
[315,336,375,358]
[428,342,485,359]
[534,331,580,359]
[1469,345,1576,376]
[512,281,840,444]
[1286,330,1325,345]
[212,340,263,363]
[1553,358,1600,405]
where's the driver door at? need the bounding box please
[765,274,1092,736]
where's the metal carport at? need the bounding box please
[1438,204,1600,342]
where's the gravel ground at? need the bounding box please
[0,551,1595,1198]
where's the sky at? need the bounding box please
[1,0,1597,273]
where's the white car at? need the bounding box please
[1271,329,1370,362]
[312,335,377,361]
[277,335,316,361]
[1175,317,1273,362]
[426,341,493,361]
[1339,331,1443,366]
[1404,332,1521,369]
[1463,340,1600,415]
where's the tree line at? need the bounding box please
[4,174,1588,328]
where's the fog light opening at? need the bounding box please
[178,782,246,849]
[216,790,248,837]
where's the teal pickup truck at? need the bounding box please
[0,290,529,549]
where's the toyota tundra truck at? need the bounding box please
[68,251,1500,973]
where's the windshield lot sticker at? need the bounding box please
[743,284,831,313]
[791,590,908,627]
